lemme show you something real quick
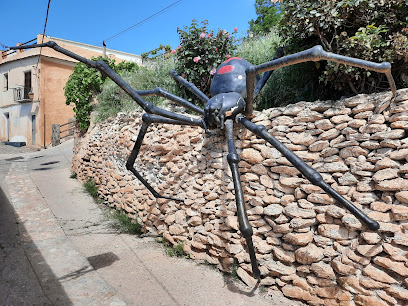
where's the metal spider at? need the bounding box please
[11,42,396,279]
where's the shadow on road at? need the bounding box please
[0,185,72,305]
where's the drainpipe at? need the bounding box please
[103,41,107,58]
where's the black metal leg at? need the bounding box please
[169,69,209,104]
[126,113,202,201]
[245,45,396,115]
[136,87,204,115]
[224,119,260,279]
[10,42,205,127]
[237,114,380,231]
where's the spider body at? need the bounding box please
[11,42,397,281]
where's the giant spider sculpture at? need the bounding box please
[11,42,397,279]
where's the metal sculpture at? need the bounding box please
[10,42,397,279]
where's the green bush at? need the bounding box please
[96,60,177,122]
[280,0,408,97]
[174,19,237,104]
[65,57,139,131]
[236,30,319,109]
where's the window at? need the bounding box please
[4,73,8,91]
[24,71,31,99]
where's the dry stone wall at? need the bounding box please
[72,88,408,305]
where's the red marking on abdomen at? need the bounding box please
[223,57,242,64]
[218,65,234,74]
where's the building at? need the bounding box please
[0,34,142,147]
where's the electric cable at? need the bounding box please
[95,0,182,46]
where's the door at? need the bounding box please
[31,115,36,145]
[4,113,10,141]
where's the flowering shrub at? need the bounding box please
[280,0,408,96]
[174,20,237,104]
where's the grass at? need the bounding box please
[70,172,77,179]
[160,239,188,258]
[83,178,99,199]
[109,209,142,235]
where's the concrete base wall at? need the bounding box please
[73,88,408,305]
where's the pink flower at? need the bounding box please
[210,68,216,75]
[215,47,218,51]
[234,27,238,32]
[182,73,186,79]
[200,32,206,39]
[177,45,181,49]
[226,54,231,59]
[193,56,201,63]
[171,49,176,54]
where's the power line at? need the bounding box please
[96,0,182,45]
[37,0,52,63]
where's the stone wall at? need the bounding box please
[72,88,408,305]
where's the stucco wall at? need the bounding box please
[73,88,408,305]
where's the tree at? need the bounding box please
[280,0,408,97]
[249,0,282,35]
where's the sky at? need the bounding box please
[1,0,258,56]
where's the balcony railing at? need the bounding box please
[13,86,32,102]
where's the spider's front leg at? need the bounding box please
[224,119,260,280]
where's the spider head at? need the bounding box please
[204,92,246,129]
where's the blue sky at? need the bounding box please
[1,0,257,55]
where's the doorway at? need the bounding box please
[4,113,10,141]
[31,115,36,145]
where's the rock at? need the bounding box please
[309,140,330,152]
[307,193,336,205]
[264,204,283,216]
[362,264,398,284]
[331,258,357,275]
[361,232,382,244]
[316,162,348,173]
[339,146,368,158]
[237,267,258,287]
[318,224,355,240]
[265,260,297,276]
[284,204,316,218]
[287,132,316,146]
[373,256,408,276]
[315,119,334,130]
[318,128,340,140]
[310,262,336,279]
[283,232,314,246]
[273,247,296,263]
[389,149,408,160]
[354,295,388,306]
[337,172,358,185]
[289,218,316,229]
[241,148,263,164]
[383,243,408,261]
[373,168,400,183]
[391,205,408,221]
[395,191,408,204]
[374,157,400,170]
[356,244,383,257]
[295,244,324,264]
[341,214,363,231]
[376,178,408,191]
[386,286,408,301]
[281,285,312,301]
[338,276,371,295]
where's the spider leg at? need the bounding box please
[10,42,204,126]
[136,87,204,115]
[126,113,202,201]
[169,69,209,104]
[253,47,284,100]
[236,114,380,231]
[245,45,397,115]
[224,119,260,279]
